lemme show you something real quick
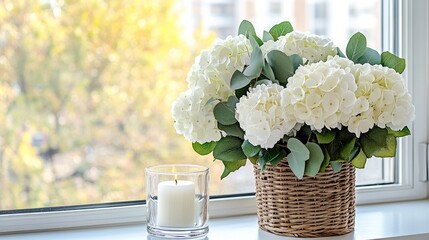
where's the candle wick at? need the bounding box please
[175,179,177,185]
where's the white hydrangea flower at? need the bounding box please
[172,89,222,143]
[260,39,284,56]
[347,109,375,137]
[187,35,252,101]
[281,55,414,137]
[260,31,337,63]
[236,84,295,149]
[281,56,357,132]
[172,35,252,144]
[351,63,415,131]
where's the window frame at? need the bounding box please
[0,0,427,234]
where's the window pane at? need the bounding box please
[0,0,386,211]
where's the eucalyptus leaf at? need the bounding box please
[381,51,406,73]
[238,20,256,38]
[254,35,264,46]
[213,96,238,125]
[262,62,275,81]
[249,35,260,51]
[287,138,310,179]
[243,44,263,79]
[230,70,251,90]
[221,159,247,179]
[192,141,217,155]
[304,142,324,177]
[361,127,388,157]
[204,97,217,107]
[269,21,293,41]
[213,136,246,162]
[337,47,346,58]
[290,54,303,72]
[218,122,245,139]
[242,140,261,158]
[351,148,367,169]
[263,31,274,42]
[357,47,381,65]
[331,161,343,173]
[346,32,367,61]
[267,50,294,86]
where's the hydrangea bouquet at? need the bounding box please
[172,20,414,179]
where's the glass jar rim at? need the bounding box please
[145,164,209,175]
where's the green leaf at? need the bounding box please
[269,21,293,41]
[304,142,324,177]
[346,32,367,61]
[213,96,238,125]
[283,135,292,142]
[234,84,250,99]
[262,146,286,166]
[340,138,356,160]
[221,159,247,179]
[263,31,274,42]
[361,127,388,157]
[243,45,263,78]
[192,141,217,155]
[357,47,381,65]
[337,47,346,58]
[249,156,258,164]
[388,126,411,137]
[320,146,331,172]
[259,156,267,171]
[351,148,367,168]
[339,128,356,142]
[262,62,275,81]
[254,35,264,46]
[331,161,343,173]
[374,134,397,157]
[238,20,256,38]
[267,50,294,86]
[381,51,406,73]
[213,136,246,161]
[290,54,303,72]
[287,138,310,179]
[230,70,251,90]
[218,122,244,139]
[242,140,261,158]
[315,130,336,144]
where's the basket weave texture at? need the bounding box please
[254,159,356,237]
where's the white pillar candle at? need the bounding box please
[157,180,196,227]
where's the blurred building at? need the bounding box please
[178,0,381,49]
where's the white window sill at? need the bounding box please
[1,200,429,240]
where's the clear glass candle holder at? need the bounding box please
[146,164,209,239]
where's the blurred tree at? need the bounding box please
[0,0,216,209]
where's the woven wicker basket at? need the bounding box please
[254,159,356,237]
